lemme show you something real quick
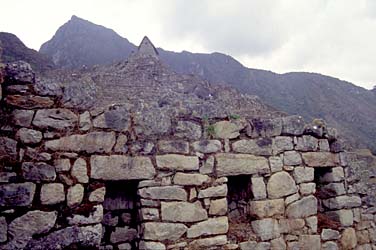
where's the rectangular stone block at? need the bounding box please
[302,152,340,167]
[90,155,155,180]
[142,222,187,241]
[138,186,187,201]
[0,182,36,206]
[249,199,285,218]
[216,153,269,177]
[156,154,199,171]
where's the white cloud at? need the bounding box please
[0,0,375,89]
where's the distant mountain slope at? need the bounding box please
[38,16,376,152]
[0,32,55,72]
[40,15,136,68]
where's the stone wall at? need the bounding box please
[0,62,375,250]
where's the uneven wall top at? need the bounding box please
[0,61,375,249]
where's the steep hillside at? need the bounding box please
[40,15,136,68]
[0,32,55,72]
[38,16,376,152]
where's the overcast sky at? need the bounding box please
[1,0,375,89]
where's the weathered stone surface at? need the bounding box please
[319,139,330,151]
[213,120,242,139]
[139,241,166,250]
[54,158,71,172]
[341,228,357,250]
[91,155,155,180]
[323,195,362,209]
[0,217,7,243]
[114,134,128,153]
[296,135,318,151]
[110,226,138,243]
[16,128,42,144]
[139,186,187,201]
[249,199,285,218]
[140,208,159,221]
[0,172,16,183]
[175,121,201,140]
[67,184,84,207]
[302,152,340,167]
[272,136,294,155]
[6,95,54,109]
[320,183,346,197]
[269,156,283,172]
[271,237,287,250]
[200,155,214,174]
[232,138,272,156]
[25,147,51,161]
[158,140,189,154]
[79,111,92,131]
[71,158,88,183]
[46,131,116,153]
[209,198,227,215]
[299,235,321,250]
[282,115,305,135]
[130,141,154,155]
[267,171,297,199]
[192,140,222,153]
[12,109,34,127]
[239,241,257,250]
[189,235,227,248]
[89,187,106,202]
[0,182,36,206]
[283,151,302,165]
[299,183,316,195]
[198,184,227,198]
[251,218,280,241]
[142,222,187,241]
[33,108,78,129]
[293,167,314,184]
[216,153,269,176]
[5,61,35,83]
[161,201,208,222]
[40,183,65,205]
[0,137,17,161]
[22,162,56,182]
[286,195,317,218]
[156,154,199,171]
[251,177,267,200]
[134,108,172,136]
[247,117,282,138]
[68,205,103,225]
[173,173,209,186]
[93,106,130,132]
[278,218,305,233]
[25,224,102,250]
[322,241,338,250]
[7,210,57,249]
[325,209,354,227]
[321,229,340,241]
[187,216,228,238]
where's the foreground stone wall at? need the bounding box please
[0,62,375,250]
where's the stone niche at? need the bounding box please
[102,181,139,249]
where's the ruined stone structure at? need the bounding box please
[0,40,375,250]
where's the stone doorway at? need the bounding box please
[102,180,140,249]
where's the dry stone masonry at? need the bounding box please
[0,58,375,249]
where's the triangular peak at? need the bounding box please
[137,36,159,58]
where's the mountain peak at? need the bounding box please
[136,36,159,58]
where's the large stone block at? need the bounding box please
[189,235,227,248]
[209,198,228,215]
[0,182,36,206]
[267,171,297,199]
[90,155,155,180]
[40,183,65,205]
[16,128,42,144]
[187,216,228,238]
[286,195,317,218]
[247,117,282,138]
[281,115,305,135]
[232,138,272,156]
[67,184,84,208]
[92,106,130,132]
[302,152,340,167]
[249,199,285,218]
[325,209,354,227]
[251,218,280,241]
[299,235,321,250]
[295,135,318,151]
[161,201,208,222]
[68,205,103,225]
[22,162,56,182]
[212,120,243,139]
[46,132,116,153]
[323,195,362,209]
[156,154,199,171]
[71,158,88,183]
[173,173,209,186]
[251,177,267,200]
[198,184,227,198]
[158,140,189,154]
[142,222,187,241]
[6,95,54,109]
[12,109,34,127]
[175,121,202,140]
[33,108,77,129]
[341,228,357,250]
[293,167,314,184]
[283,151,302,166]
[216,153,269,177]
[139,186,187,201]
[272,136,294,155]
